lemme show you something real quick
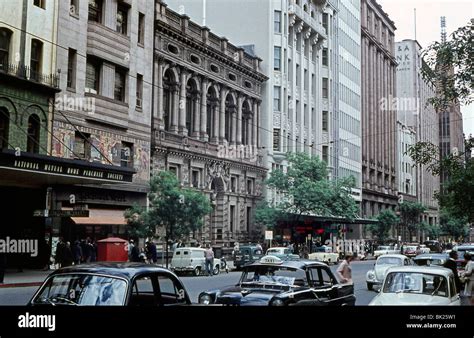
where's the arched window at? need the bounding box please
[185,79,198,136]
[27,114,40,153]
[0,108,9,149]
[303,4,308,12]
[206,87,218,138]
[225,94,235,142]
[0,28,12,70]
[163,69,175,131]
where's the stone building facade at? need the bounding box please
[152,2,268,248]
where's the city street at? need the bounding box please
[0,260,377,305]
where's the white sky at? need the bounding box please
[378,0,474,137]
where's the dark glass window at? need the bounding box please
[114,68,126,102]
[116,4,128,35]
[88,0,102,23]
[27,114,40,153]
[0,28,11,69]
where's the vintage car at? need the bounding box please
[233,245,264,270]
[28,263,191,306]
[198,255,356,306]
[402,245,420,257]
[265,247,300,260]
[369,266,461,306]
[373,245,400,258]
[308,246,339,265]
[452,244,474,272]
[413,253,448,266]
[423,240,442,253]
[366,254,412,290]
[171,247,222,276]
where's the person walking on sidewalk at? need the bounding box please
[462,253,473,305]
[204,245,215,276]
[336,253,357,284]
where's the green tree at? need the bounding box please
[125,171,212,266]
[439,209,469,241]
[399,202,426,242]
[420,222,441,241]
[367,209,399,242]
[256,152,358,228]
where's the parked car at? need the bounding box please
[308,246,339,265]
[402,245,420,257]
[265,247,300,260]
[417,245,431,254]
[413,253,448,267]
[198,255,356,306]
[233,245,264,270]
[369,266,461,305]
[373,245,400,258]
[28,263,191,306]
[452,244,474,272]
[424,240,441,253]
[366,254,412,290]
[171,247,221,276]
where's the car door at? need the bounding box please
[448,275,461,305]
[155,273,190,306]
[308,266,354,306]
[128,274,160,306]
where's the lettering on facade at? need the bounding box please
[83,170,104,178]
[14,160,39,170]
[107,173,124,181]
[44,164,64,173]
[67,168,80,175]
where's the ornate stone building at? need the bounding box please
[152,2,268,249]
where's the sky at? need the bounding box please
[378,0,474,137]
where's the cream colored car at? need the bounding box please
[308,246,339,265]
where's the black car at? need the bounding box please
[198,256,355,306]
[28,263,191,306]
[233,245,264,270]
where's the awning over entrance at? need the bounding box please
[71,209,127,225]
[277,213,379,225]
[0,149,135,188]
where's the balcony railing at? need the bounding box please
[0,62,59,89]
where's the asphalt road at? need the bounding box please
[0,260,377,305]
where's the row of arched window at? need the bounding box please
[0,108,42,153]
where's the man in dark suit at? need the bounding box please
[443,251,462,293]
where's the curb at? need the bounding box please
[0,282,43,289]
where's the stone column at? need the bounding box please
[219,87,227,143]
[192,95,200,138]
[237,95,243,145]
[179,69,188,135]
[156,58,164,127]
[171,82,179,133]
[200,79,208,141]
[253,100,258,147]
[231,110,237,145]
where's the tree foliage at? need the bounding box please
[367,209,399,242]
[256,153,359,227]
[399,201,427,241]
[439,209,470,241]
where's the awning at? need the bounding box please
[71,209,127,225]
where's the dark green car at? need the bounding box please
[234,245,264,270]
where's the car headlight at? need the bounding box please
[270,298,285,306]
[199,294,213,305]
[367,271,375,279]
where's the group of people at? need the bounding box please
[443,250,473,304]
[55,237,97,268]
[128,239,158,263]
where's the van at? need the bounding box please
[170,247,221,276]
[233,245,264,270]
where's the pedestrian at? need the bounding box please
[128,239,135,261]
[204,245,215,276]
[336,253,357,284]
[0,252,6,284]
[62,242,74,267]
[443,251,462,294]
[150,241,157,264]
[55,237,65,269]
[130,240,140,262]
[73,240,83,265]
[90,239,97,262]
[256,242,263,251]
[461,253,473,304]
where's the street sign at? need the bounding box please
[34,210,90,218]
[265,230,273,240]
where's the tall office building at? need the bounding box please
[360,0,398,230]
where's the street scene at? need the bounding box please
[0,0,473,314]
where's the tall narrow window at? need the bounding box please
[274,10,281,33]
[274,46,281,71]
[70,0,78,15]
[322,13,329,34]
[85,57,100,93]
[121,142,133,168]
[0,28,12,69]
[273,129,280,151]
[322,78,329,98]
[34,0,45,9]
[246,206,251,233]
[229,205,235,232]
[116,4,129,35]
[322,145,328,164]
[67,49,76,89]
[27,115,41,154]
[88,0,103,23]
[136,74,143,108]
[74,131,91,160]
[322,48,328,66]
[163,69,175,131]
[322,111,328,132]
[273,86,280,111]
[30,39,43,80]
[138,13,145,44]
[114,68,126,102]
[0,109,9,150]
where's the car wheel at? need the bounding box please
[213,265,220,275]
[367,282,373,291]
[194,267,201,276]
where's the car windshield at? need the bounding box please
[377,257,402,265]
[241,266,307,287]
[383,272,448,297]
[414,259,444,266]
[32,274,127,306]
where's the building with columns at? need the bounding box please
[360,0,398,226]
[152,2,268,248]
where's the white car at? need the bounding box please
[366,254,412,290]
[265,247,300,260]
[418,244,431,254]
[171,247,221,276]
[369,266,461,305]
[308,246,339,265]
[373,245,400,258]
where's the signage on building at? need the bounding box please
[34,209,90,218]
[265,231,273,240]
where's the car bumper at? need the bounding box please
[171,266,195,272]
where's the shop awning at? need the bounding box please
[71,209,127,225]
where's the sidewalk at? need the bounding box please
[0,269,51,288]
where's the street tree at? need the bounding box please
[398,201,427,242]
[367,209,399,243]
[256,152,359,229]
[439,209,469,241]
[125,171,212,266]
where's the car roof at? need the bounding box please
[414,253,448,259]
[377,254,406,259]
[385,265,454,277]
[247,259,326,270]
[267,247,288,250]
[47,262,174,280]
[175,247,205,251]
